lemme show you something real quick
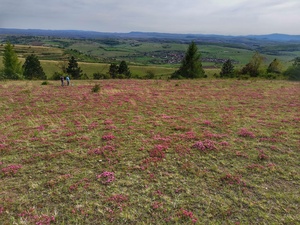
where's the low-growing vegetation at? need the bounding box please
[0,79,299,224]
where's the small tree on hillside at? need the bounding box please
[267,58,282,74]
[23,54,46,80]
[2,42,23,80]
[66,56,82,79]
[284,57,300,81]
[108,61,131,79]
[241,52,264,77]
[220,59,235,78]
[171,41,205,79]
[292,57,300,67]
[109,63,119,79]
[118,61,131,78]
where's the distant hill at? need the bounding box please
[1,28,300,44]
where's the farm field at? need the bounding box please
[0,79,299,224]
[0,56,214,79]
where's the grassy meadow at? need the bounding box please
[0,79,299,224]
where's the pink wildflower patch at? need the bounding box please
[219,141,230,147]
[202,120,214,126]
[103,119,113,125]
[152,201,163,209]
[192,139,216,151]
[184,131,197,140]
[237,128,255,138]
[88,145,116,155]
[69,178,90,191]
[19,208,55,225]
[203,131,228,139]
[246,164,265,170]
[102,134,115,141]
[97,171,115,184]
[221,173,246,186]
[106,194,129,212]
[258,149,269,160]
[88,121,98,130]
[178,208,198,224]
[1,164,22,176]
[149,144,168,159]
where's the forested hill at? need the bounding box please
[1,28,300,44]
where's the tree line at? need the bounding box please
[1,42,299,81]
[171,41,299,80]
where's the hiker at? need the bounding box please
[60,76,64,86]
[66,76,70,86]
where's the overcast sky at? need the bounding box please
[0,0,299,35]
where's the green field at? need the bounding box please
[0,80,299,224]
[65,40,296,67]
[1,37,298,79]
[0,54,211,79]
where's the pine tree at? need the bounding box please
[171,41,205,79]
[109,63,119,79]
[118,61,131,78]
[23,54,46,80]
[220,59,234,78]
[2,42,23,79]
[66,56,82,79]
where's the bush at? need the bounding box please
[80,73,89,80]
[145,70,155,79]
[0,70,5,80]
[93,72,110,80]
[41,81,50,85]
[284,66,300,81]
[51,72,64,80]
[91,84,101,93]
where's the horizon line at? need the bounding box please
[1,27,300,37]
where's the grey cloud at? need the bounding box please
[0,0,299,34]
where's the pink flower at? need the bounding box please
[97,171,115,184]
[237,128,255,138]
[1,164,22,175]
[102,134,115,141]
[192,139,216,151]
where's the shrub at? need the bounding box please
[93,72,110,79]
[51,72,64,80]
[91,84,101,93]
[284,65,300,81]
[41,81,49,85]
[145,70,155,79]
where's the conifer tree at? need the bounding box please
[2,42,23,79]
[118,61,131,78]
[66,56,82,79]
[220,59,234,78]
[171,41,205,79]
[109,63,119,79]
[23,54,46,80]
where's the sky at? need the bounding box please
[0,0,299,35]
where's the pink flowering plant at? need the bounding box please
[97,171,115,184]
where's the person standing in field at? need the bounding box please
[66,76,70,86]
[60,76,64,86]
